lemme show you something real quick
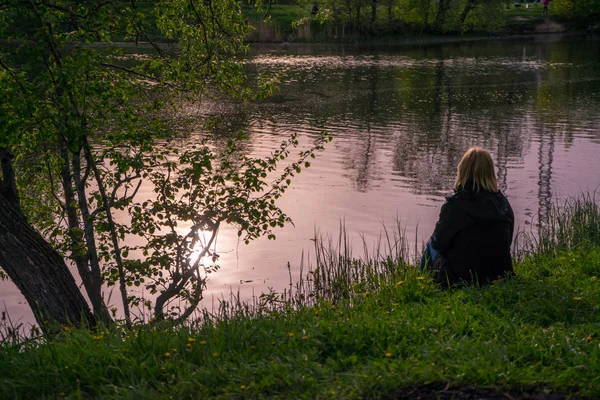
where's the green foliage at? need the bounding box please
[462,1,509,33]
[114,131,330,320]
[403,0,436,29]
[553,0,600,24]
[0,0,329,324]
[554,0,576,19]
[243,0,600,38]
[251,0,516,37]
[243,3,307,37]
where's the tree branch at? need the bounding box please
[99,62,178,88]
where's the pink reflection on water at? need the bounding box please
[3,37,600,326]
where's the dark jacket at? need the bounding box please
[432,183,514,286]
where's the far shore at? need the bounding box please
[246,31,591,50]
[60,31,591,53]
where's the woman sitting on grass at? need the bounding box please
[422,146,515,286]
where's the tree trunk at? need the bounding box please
[0,149,96,332]
[460,0,477,24]
[371,0,377,33]
[58,139,111,323]
[82,142,132,327]
[0,148,21,211]
[434,0,452,32]
[72,148,113,324]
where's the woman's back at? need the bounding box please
[429,146,515,286]
[433,187,514,285]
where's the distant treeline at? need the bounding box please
[6,1,597,43]
[249,0,600,40]
[306,0,511,35]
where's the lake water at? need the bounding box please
[3,34,600,325]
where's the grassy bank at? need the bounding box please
[1,196,600,399]
[0,248,599,398]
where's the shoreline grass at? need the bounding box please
[1,196,600,398]
[1,248,598,398]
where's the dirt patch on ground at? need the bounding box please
[535,20,567,33]
[394,384,581,399]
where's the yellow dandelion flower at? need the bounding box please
[586,336,593,342]
[416,277,425,281]
[420,327,426,332]
[240,385,247,390]
[110,307,117,316]
[385,352,392,358]
[314,310,320,316]
[288,332,295,337]
[396,280,405,285]
[363,292,370,297]
[591,276,597,281]
[302,336,309,341]
[200,340,207,345]
[62,325,71,332]
[164,352,171,358]
[213,352,219,357]
[171,348,177,352]
[187,337,196,343]
[186,343,192,348]
[574,297,582,301]
[93,335,102,341]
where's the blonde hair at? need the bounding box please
[454,146,498,192]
